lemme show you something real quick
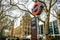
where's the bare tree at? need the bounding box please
[37,0,57,40]
[0,0,21,35]
[0,0,58,40]
[9,0,57,40]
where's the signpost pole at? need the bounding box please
[31,15,39,40]
[35,15,39,40]
[31,0,43,40]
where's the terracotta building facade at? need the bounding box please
[13,13,31,39]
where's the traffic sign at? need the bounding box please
[32,2,42,15]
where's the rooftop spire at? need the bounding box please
[24,12,30,16]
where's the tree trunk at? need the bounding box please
[57,14,60,34]
[58,20,60,34]
[44,11,51,40]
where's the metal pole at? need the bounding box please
[31,16,36,40]
[35,15,39,40]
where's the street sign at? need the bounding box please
[32,2,42,15]
[32,3,42,12]
[31,18,36,26]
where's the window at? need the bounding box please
[41,25,44,34]
[28,32,29,35]
[39,26,41,34]
[25,31,27,35]
[53,20,59,34]
[39,25,44,35]
[49,22,53,34]
[28,18,31,21]
[25,27,27,29]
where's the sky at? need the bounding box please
[6,0,60,28]
[3,0,60,33]
[14,0,34,28]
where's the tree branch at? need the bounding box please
[50,13,58,19]
[51,0,57,8]
[10,3,35,17]
[49,0,52,11]
[37,16,45,23]
[53,8,58,15]
[38,0,48,13]
[10,1,46,23]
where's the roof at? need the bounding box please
[24,12,30,16]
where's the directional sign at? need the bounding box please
[32,3,42,12]
[32,2,42,15]
[31,17,37,40]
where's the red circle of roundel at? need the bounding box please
[32,2,41,15]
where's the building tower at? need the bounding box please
[13,12,31,39]
[20,12,31,39]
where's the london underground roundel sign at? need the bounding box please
[32,2,42,15]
